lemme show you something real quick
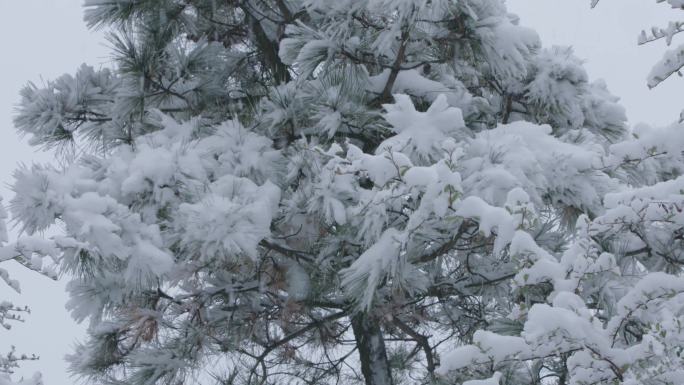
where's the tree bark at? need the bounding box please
[377,30,409,106]
[246,11,292,84]
[351,313,394,385]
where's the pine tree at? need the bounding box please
[7,1,684,385]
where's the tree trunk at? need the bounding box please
[245,12,292,84]
[351,313,394,385]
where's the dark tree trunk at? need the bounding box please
[351,313,394,385]
[245,12,292,84]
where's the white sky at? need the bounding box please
[0,2,106,384]
[0,1,681,384]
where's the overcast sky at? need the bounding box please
[0,1,681,384]
[0,2,106,384]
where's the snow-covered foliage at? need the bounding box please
[7,0,684,385]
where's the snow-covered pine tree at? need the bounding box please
[7,0,684,384]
